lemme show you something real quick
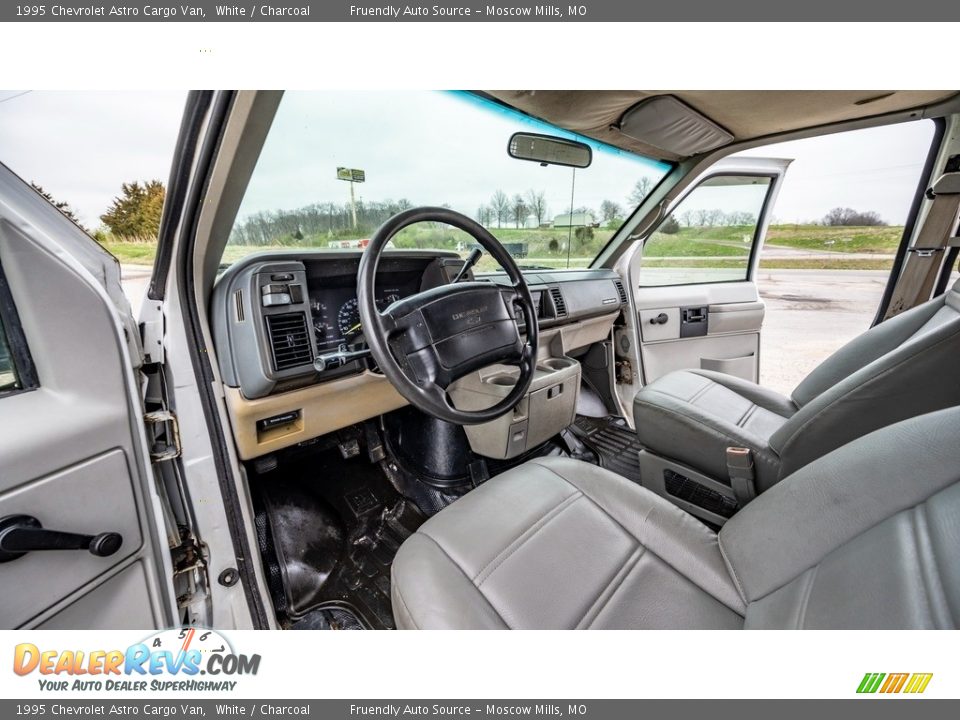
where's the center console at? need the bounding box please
[449,356,581,459]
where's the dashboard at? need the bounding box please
[210,249,628,459]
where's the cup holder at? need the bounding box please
[537,358,575,373]
[486,374,519,387]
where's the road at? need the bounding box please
[119,265,957,399]
[756,269,886,394]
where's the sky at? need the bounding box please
[0,90,937,230]
[236,90,669,227]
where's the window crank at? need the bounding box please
[0,515,123,563]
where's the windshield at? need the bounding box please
[227,91,671,272]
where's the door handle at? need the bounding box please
[0,515,123,563]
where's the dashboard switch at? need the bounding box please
[262,293,292,307]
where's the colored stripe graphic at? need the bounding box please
[904,674,933,694]
[857,673,885,693]
[880,673,909,693]
[857,672,932,694]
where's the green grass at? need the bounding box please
[765,224,902,254]
[642,257,895,271]
[97,224,906,271]
[99,241,163,265]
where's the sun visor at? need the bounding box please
[618,95,734,157]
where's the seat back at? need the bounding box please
[721,407,960,628]
[768,280,960,480]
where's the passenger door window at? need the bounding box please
[637,175,772,287]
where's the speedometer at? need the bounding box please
[338,298,362,338]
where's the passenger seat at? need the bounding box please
[633,277,960,496]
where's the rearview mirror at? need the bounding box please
[508,132,592,169]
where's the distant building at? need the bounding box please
[553,211,596,228]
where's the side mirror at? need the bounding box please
[508,132,592,169]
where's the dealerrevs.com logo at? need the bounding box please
[13,628,261,692]
[857,673,933,695]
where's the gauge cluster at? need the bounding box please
[309,287,404,352]
[302,257,436,372]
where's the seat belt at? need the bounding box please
[884,170,960,320]
[726,447,757,507]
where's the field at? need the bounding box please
[98,223,905,272]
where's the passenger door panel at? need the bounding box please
[631,159,788,387]
[635,282,764,383]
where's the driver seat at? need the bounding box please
[391,407,960,629]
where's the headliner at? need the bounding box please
[485,90,957,161]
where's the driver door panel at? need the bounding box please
[0,169,175,629]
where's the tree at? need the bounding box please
[627,177,653,206]
[600,199,622,225]
[100,180,166,238]
[476,204,493,226]
[694,208,712,227]
[822,207,886,226]
[727,211,756,226]
[490,190,510,228]
[659,215,681,234]
[31,183,83,228]
[525,189,547,226]
[511,194,529,228]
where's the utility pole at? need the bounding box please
[349,180,357,228]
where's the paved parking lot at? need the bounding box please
[119,265,956,398]
[756,269,886,394]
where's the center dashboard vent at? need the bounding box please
[548,287,567,318]
[265,312,313,372]
[613,279,628,305]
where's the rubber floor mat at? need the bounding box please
[254,442,428,630]
[571,415,643,483]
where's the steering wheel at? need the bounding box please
[358,207,539,425]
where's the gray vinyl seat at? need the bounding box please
[391,407,960,629]
[633,279,960,492]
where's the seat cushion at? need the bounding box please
[391,457,745,629]
[721,407,960,629]
[633,369,796,491]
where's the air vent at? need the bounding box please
[549,287,567,318]
[234,289,245,322]
[265,312,313,372]
[613,280,628,305]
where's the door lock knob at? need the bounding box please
[0,515,123,563]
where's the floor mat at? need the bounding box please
[253,442,427,630]
[571,415,643,483]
